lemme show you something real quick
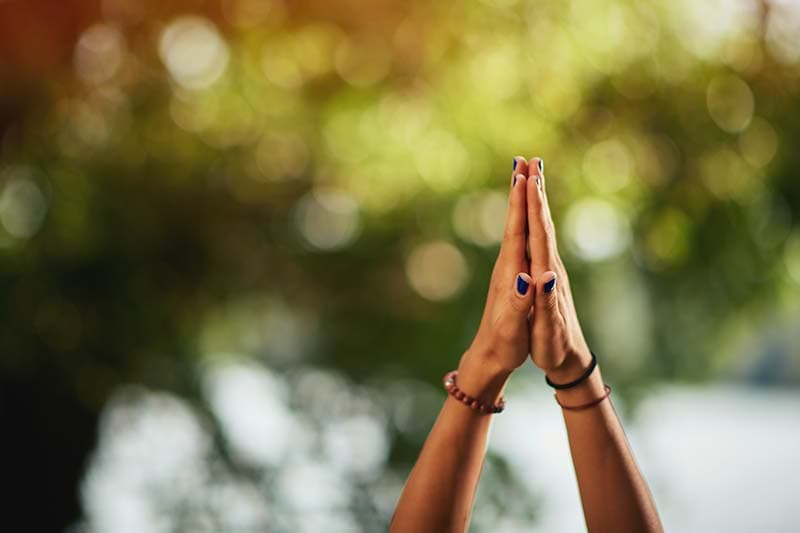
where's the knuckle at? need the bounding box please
[505,226,524,240]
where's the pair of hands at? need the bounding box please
[462,156,592,392]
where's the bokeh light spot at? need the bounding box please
[706,74,754,133]
[295,189,361,251]
[699,147,756,200]
[334,35,391,88]
[74,24,126,85]
[323,414,388,479]
[722,34,763,74]
[70,100,111,147]
[255,132,309,181]
[277,460,351,511]
[642,208,691,269]
[671,0,758,61]
[204,360,292,467]
[583,138,633,193]
[0,170,48,239]
[469,43,522,101]
[414,130,471,192]
[765,2,800,65]
[378,92,433,147]
[405,240,469,301]
[81,388,211,533]
[452,190,507,246]
[262,24,342,89]
[739,116,779,168]
[262,45,304,89]
[565,198,630,262]
[159,16,230,90]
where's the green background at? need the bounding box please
[1,0,799,531]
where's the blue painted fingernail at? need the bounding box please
[544,275,556,293]
[538,159,544,173]
[513,158,518,170]
[516,274,530,295]
[513,175,518,186]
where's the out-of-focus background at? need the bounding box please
[1,0,799,531]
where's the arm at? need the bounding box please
[390,157,536,533]
[524,157,663,532]
[388,353,510,533]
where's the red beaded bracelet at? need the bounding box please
[442,370,506,414]
[555,384,612,411]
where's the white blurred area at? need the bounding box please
[78,359,397,533]
[78,355,800,533]
[490,380,800,533]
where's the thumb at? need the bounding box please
[534,271,561,329]
[509,272,534,315]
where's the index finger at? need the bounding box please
[526,157,556,275]
[499,156,529,259]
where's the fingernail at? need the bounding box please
[513,175,517,186]
[538,159,544,174]
[513,158,518,171]
[516,274,530,295]
[536,176,541,189]
[544,275,556,293]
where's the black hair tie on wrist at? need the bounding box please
[545,351,598,389]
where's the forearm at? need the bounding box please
[552,355,662,532]
[391,351,509,533]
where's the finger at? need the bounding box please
[527,157,555,274]
[532,270,563,337]
[530,156,544,190]
[511,156,529,190]
[538,166,568,300]
[537,158,559,245]
[500,156,529,259]
[508,272,534,315]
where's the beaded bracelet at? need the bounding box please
[442,370,505,414]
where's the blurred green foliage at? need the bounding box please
[2,0,800,530]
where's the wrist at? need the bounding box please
[455,348,513,405]
[545,345,592,385]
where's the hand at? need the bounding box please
[457,157,536,395]
[524,158,593,382]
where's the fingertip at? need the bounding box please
[515,272,532,297]
[528,157,545,190]
[512,156,529,177]
[538,271,557,294]
[513,174,526,188]
[526,169,541,200]
[529,157,544,176]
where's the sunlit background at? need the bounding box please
[1,0,799,531]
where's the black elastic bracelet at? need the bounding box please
[545,351,597,390]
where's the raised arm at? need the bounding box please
[524,157,663,532]
[390,158,536,533]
